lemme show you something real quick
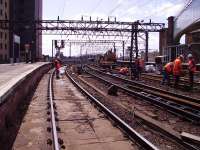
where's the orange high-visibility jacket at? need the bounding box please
[164,62,173,73]
[188,59,196,73]
[173,58,182,75]
[54,60,61,70]
[139,59,144,69]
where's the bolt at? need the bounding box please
[55,117,59,121]
[56,126,61,132]
[47,127,51,132]
[53,104,57,109]
[61,145,66,149]
[47,139,52,145]
[58,138,64,145]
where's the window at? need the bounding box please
[5,54,7,61]
[0,54,2,61]
[0,32,2,39]
[0,0,2,5]
[4,33,7,40]
[19,8,24,14]
[5,1,7,8]
[20,0,24,4]
[0,43,2,49]
[5,12,7,19]
[5,44,7,49]
[0,9,2,16]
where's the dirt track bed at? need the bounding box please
[68,68,193,150]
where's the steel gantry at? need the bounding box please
[0,19,165,61]
[0,19,164,33]
[52,39,126,58]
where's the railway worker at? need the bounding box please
[119,67,128,75]
[173,55,184,87]
[133,59,140,80]
[161,61,173,85]
[187,54,196,88]
[54,58,61,79]
[138,58,144,79]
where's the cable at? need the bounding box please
[107,0,126,15]
[91,0,103,14]
[144,2,181,19]
[120,0,153,18]
[61,0,67,19]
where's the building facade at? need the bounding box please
[0,0,9,63]
[9,0,42,62]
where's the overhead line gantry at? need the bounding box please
[0,19,165,61]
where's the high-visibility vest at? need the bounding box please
[54,60,61,70]
[173,58,182,75]
[188,59,196,72]
[139,59,144,69]
[164,62,173,73]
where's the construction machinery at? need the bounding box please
[99,50,117,68]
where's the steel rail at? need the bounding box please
[141,73,200,87]
[84,67,200,122]
[82,67,199,150]
[65,70,159,150]
[49,71,60,150]
[87,65,200,106]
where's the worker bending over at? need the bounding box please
[161,61,173,85]
[173,55,184,87]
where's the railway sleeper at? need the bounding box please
[85,70,200,123]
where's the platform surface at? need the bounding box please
[0,62,50,103]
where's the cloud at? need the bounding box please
[42,0,187,56]
[117,0,123,5]
[146,2,184,19]
[113,0,185,23]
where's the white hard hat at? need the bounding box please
[187,54,193,58]
[179,55,184,59]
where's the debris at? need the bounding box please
[108,85,118,96]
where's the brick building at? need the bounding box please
[9,0,42,62]
[0,0,9,63]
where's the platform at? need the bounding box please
[0,62,50,104]
[0,62,52,149]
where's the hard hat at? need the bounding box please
[179,55,184,59]
[187,54,193,58]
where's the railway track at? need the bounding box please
[68,66,200,150]
[84,65,200,123]
[141,73,200,87]
[87,65,200,105]
[112,62,200,87]
[92,64,200,97]
[47,69,161,150]
[12,67,199,150]
[48,70,60,150]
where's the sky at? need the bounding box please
[42,0,189,57]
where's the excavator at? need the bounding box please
[99,49,116,68]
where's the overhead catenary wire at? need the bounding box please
[61,0,68,19]
[143,0,187,20]
[90,0,103,14]
[119,0,153,18]
[107,0,126,15]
